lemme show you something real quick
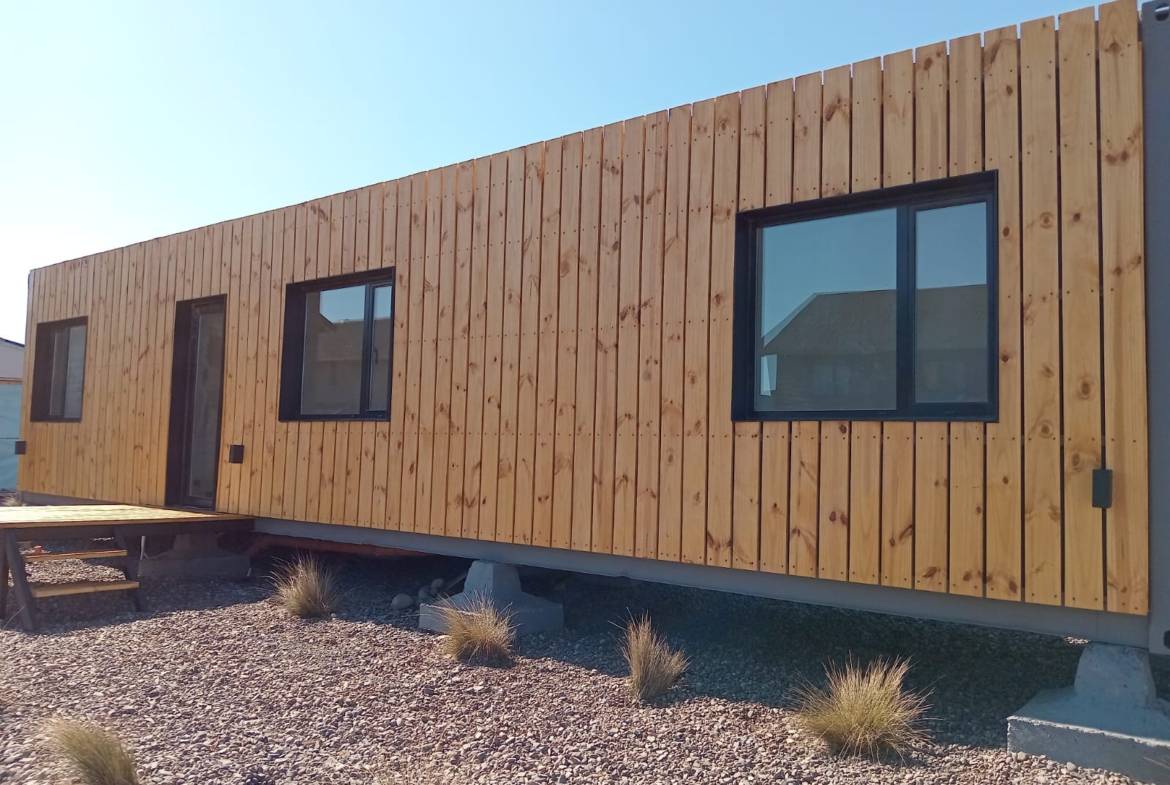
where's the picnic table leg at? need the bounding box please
[3,532,36,631]
[114,530,143,612]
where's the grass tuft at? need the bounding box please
[622,615,687,702]
[795,657,929,758]
[436,595,514,664]
[44,719,140,785]
[273,555,340,618]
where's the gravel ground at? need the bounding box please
[2,550,1167,785]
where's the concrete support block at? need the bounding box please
[136,533,250,580]
[418,560,563,636]
[1008,643,1170,783]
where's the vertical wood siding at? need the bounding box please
[19,1,1149,615]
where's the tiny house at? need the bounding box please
[18,1,1170,655]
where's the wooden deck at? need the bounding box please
[0,504,250,529]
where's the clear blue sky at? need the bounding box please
[0,0,1097,344]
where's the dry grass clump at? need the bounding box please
[44,719,140,785]
[273,555,340,618]
[437,595,514,664]
[795,657,928,758]
[622,615,688,702]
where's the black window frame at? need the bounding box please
[732,170,998,422]
[279,268,395,422]
[30,316,88,423]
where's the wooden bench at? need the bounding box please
[1,504,251,631]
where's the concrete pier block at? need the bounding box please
[1008,643,1170,783]
[136,533,250,580]
[418,560,563,636]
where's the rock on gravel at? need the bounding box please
[2,553,1166,785]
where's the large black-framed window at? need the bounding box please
[31,317,88,422]
[732,171,998,422]
[280,269,394,421]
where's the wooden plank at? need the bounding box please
[913,41,950,593]
[948,33,987,598]
[732,88,764,570]
[388,179,415,530]
[495,148,526,543]
[680,102,713,565]
[133,242,157,504]
[250,212,275,516]
[705,93,737,568]
[414,171,443,532]
[552,133,583,550]
[878,50,916,589]
[350,188,376,526]
[126,242,148,503]
[1099,0,1148,615]
[532,138,562,548]
[636,112,667,560]
[371,182,394,527]
[269,209,295,518]
[848,58,882,585]
[281,208,304,521]
[787,73,821,578]
[572,129,603,552]
[479,154,510,541]
[358,185,381,526]
[1020,18,1062,606]
[760,80,793,576]
[428,168,457,535]
[613,117,644,558]
[238,216,265,512]
[592,122,624,555]
[292,205,314,521]
[445,162,474,537]
[983,25,1024,602]
[461,162,491,540]
[1053,7,1104,609]
[308,201,334,521]
[513,144,544,546]
[125,243,146,504]
[155,239,178,504]
[657,107,689,562]
[340,192,362,523]
[30,580,139,599]
[817,65,851,582]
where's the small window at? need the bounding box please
[733,172,997,421]
[32,318,88,422]
[280,271,394,420]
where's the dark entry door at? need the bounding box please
[166,297,226,509]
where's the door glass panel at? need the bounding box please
[756,208,898,411]
[914,202,989,403]
[185,307,224,502]
[367,284,393,412]
[301,285,365,415]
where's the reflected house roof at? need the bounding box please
[760,284,987,358]
[307,312,365,361]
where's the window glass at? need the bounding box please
[301,285,365,415]
[63,323,86,419]
[40,321,86,420]
[915,202,989,404]
[757,208,898,411]
[367,284,393,413]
